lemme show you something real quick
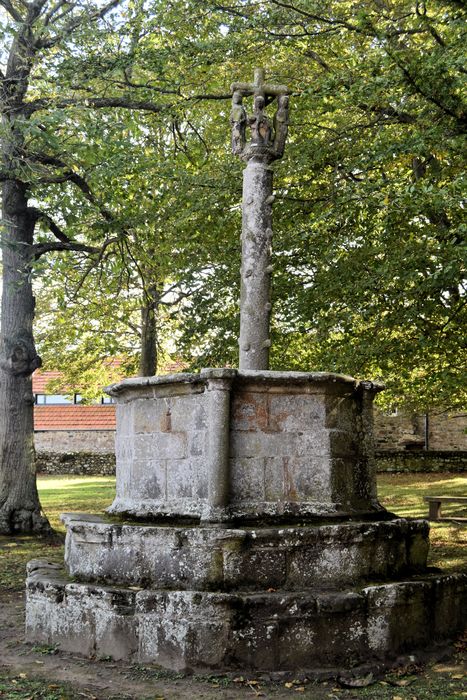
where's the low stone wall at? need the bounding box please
[375,450,467,473]
[36,451,116,476]
[374,410,467,452]
[35,430,115,454]
[36,450,467,477]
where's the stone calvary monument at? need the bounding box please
[26,69,466,673]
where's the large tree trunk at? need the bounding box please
[139,286,158,376]
[0,19,51,534]
[0,179,50,534]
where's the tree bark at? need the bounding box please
[0,16,51,533]
[0,178,50,534]
[239,159,273,370]
[139,286,158,376]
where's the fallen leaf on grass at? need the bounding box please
[295,687,305,693]
[432,663,460,674]
[392,696,403,700]
[390,678,415,687]
[285,681,294,688]
[339,673,374,688]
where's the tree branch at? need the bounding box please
[0,0,23,22]
[36,0,123,49]
[268,0,364,33]
[73,76,180,96]
[43,1,75,27]
[388,50,466,127]
[28,206,100,258]
[28,206,71,242]
[33,240,100,259]
[186,92,231,101]
[25,95,166,115]
[25,151,114,220]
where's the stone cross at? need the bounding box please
[230,68,289,370]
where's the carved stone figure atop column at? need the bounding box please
[230,90,247,155]
[273,94,289,158]
[231,68,289,164]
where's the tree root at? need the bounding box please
[0,505,52,536]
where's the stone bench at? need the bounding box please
[424,496,467,521]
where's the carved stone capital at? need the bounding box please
[230,69,289,162]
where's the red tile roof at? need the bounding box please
[32,361,186,432]
[32,371,63,393]
[34,405,116,431]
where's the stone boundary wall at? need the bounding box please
[35,430,115,454]
[37,452,116,476]
[374,410,467,451]
[37,449,467,476]
[375,450,467,473]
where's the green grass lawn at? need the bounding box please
[378,472,466,571]
[0,476,115,591]
[37,474,116,531]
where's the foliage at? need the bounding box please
[5,0,465,412]
[156,0,467,411]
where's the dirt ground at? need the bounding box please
[1,589,466,700]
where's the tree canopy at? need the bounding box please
[7,0,466,415]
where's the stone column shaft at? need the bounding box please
[203,373,234,520]
[239,159,273,370]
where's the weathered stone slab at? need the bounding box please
[105,369,383,521]
[62,514,429,590]
[26,562,467,671]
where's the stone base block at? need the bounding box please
[106,370,384,521]
[26,561,467,673]
[62,514,429,591]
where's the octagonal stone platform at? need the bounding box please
[26,561,467,671]
[61,514,429,591]
[26,369,467,673]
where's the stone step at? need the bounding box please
[62,513,429,591]
[26,560,467,673]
